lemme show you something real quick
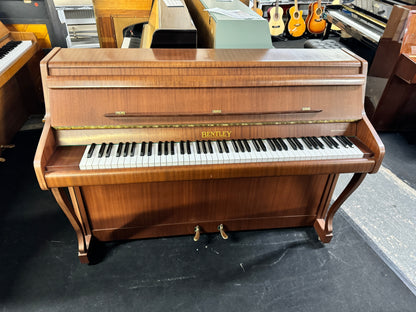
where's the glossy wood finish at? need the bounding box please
[370,53,416,132]
[92,0,153,48]
[34,48,384,263]
[369,5,416,78]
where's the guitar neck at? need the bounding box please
[294,0,299,11]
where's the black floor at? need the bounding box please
[1,129,416,311]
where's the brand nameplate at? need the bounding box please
[201,130,232,139]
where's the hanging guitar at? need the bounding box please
[286,0,306,38]
[305,0,327,34]
[252,0,263,17]
[267,1,285,37]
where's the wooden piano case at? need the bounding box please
[34,48,384,263]
[0,21,43,159]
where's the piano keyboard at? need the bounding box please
[0,40,33,73]
[79,136,364,170]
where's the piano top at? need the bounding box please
[48,49,361,68]
[45,48,363,69]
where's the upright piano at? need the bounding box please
[34,48,384,263]
[0,21,42,161]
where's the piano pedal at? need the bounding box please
[218,224,228,240]
[0,144,15,162]
[193,225,201,242]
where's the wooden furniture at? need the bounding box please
[369,5,416,78]
[92,0,153,48]
[366,10,416,131]
[368,53,416,132]
[34,48,384,263]
[0,21,42,161]
[184,0,272,48]
[129,0,196,49]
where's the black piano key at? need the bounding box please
[180,141,185,155]
[170,141,175,155]
[286,138,297,150]
[342,136,354,147]
[231,140,239,152]
[116,143,123,157]
[222,140,230,153]
[157,141,163,156]
[164,141,169,155]
[216,140,223,153]
[321,136,333,149]
[307,137,318,149]
[130,142,136,156]
[98,143,107,158]
[147,141,153,156]
[196,141,201,154]
[237,140,245,152]
[106,143,114,157]
[258,139,267,152]
[140,142,146,156]
[334,136,347,147]
[313,137,324,149]
[277,138,288,151]
[252,139,260,152]
[327,136,339,148]
[186,140,191,154]
[87,143,96,158]
[293,137,304,150]
[267,138,276,151]
[207,140,213,153]
[272,138,282,151]
[243,139,251,152]
[201,141,207,154]
[123,142,130,157]
[301,137,313,150]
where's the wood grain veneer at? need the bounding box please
[34,48,384,263]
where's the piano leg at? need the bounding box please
[51,188,92,264]
[314,172,367,243]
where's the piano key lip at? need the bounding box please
[45,155,376,188]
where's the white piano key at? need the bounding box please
[0,40,33,74]
[79,136,365,170]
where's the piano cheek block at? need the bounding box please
[34,48,384,263]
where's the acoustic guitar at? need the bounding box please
[305,0,327,34]
[267,1,285,36]
[252,0,263,17]
[286,0,306,38]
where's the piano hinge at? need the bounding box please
[53,119,361,130]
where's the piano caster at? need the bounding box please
[0,144,15,162]
[193,225,201,242]
[218,224,228,240]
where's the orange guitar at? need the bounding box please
[267,1,285,36]
[252,0,263,17]
[286,0,306,38]
[306,0,327,34]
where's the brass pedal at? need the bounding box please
[218,224,228,240]
[193,225,201,242]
